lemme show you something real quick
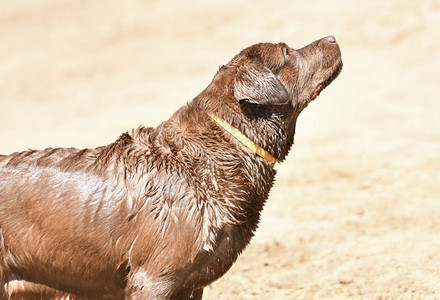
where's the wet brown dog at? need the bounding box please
[0,36,342,299]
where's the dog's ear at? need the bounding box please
[234,62,289,105]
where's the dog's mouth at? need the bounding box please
[309,83,324,101]
[309,60,343,101]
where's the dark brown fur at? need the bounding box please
[0,36,342,299]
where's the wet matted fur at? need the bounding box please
[0,36,342,299]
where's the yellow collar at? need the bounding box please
[207,112,277,167]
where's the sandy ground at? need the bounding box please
[1,0,440,299]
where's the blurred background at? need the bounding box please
[1,0,439,298]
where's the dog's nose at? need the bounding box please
[325,35,337,43]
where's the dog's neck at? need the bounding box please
[206,112,277,167]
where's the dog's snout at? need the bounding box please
[324,35,336,44]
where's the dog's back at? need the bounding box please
[0,141,133,297]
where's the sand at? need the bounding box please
[1,0,439,298]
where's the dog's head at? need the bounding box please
[231,36,342,109]
[195,36,342,162]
